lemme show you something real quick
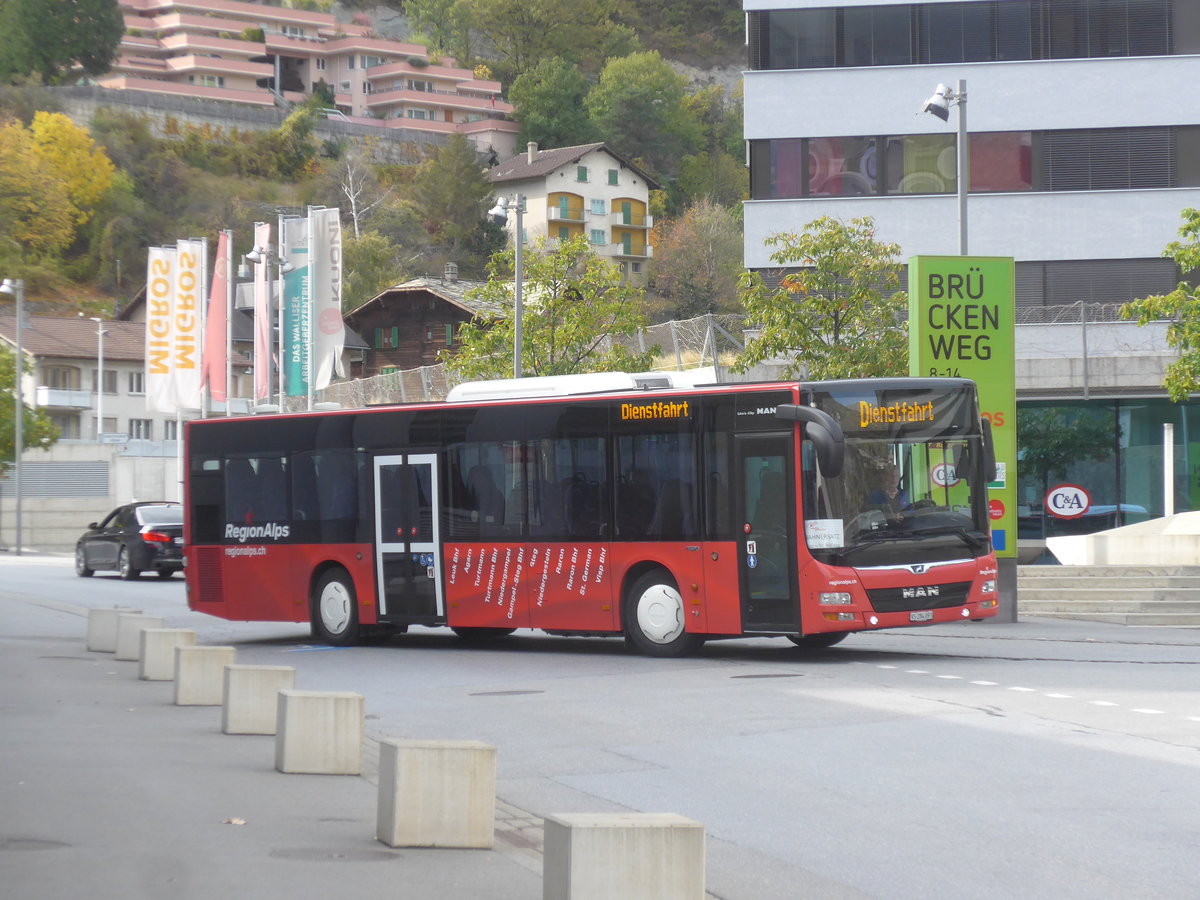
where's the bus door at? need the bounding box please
[374,453,443,622]
[736,433,799,632]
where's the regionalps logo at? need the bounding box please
[225,522,290,543]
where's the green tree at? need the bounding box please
[406,0,475,64]
[342,230,404,312]
[585,51,702,178]
[508,57,597,150]
[648,199,743,318]
[408,135,495,271]
[0,346,59,470]
[734,216,908,379]
[1121,208,1200,401]
[471,0,637,83]
[0,0,124,85]
[442,234,658,380]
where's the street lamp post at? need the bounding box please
[90,317,108,441]
[921,79,968,255]
[487,195,526,378]
[1,278,23,555]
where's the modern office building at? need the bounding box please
[741,0,1200,539]
[100,0,518,155]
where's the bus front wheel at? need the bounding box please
[623,571,704,658]
[312,569,360,646]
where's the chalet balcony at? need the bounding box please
[548,206,587,224]
[610,211,653,229]
[611,240,653,259]
[36,387,91,410]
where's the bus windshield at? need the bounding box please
[802,381,991,568]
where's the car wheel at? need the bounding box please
[118,546,141,580]
[75,545,94,578]
[156,570,174,579]
[786,632,848,649]
[623,570,704,658]
[312,568,360,646]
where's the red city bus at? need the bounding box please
[183,373,999,656]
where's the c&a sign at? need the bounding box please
[1046,484,1091,519]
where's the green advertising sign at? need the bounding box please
[908,256,1016,558]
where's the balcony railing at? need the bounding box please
[612,241,652,259]
[610,211,653,229]
[36,387,91,409]
[548,207,587,224]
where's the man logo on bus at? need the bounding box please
[1046,484,1091,520]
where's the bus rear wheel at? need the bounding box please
[312,568,360,646]
[623,571,704,658]
[787,632,848,649]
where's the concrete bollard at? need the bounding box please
[86,606,141,652]
[114,614,165,661]
[542,813,706,900]
[138,628,196,681]
[376,739,496,849]
[174,645,236,706]
[222,665,296,735]
[275,690,363,775]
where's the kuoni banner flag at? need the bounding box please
[281,216,310,397]
[309,207,345,389]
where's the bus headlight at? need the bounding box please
[980,579,996,594]
[819,592,853,605]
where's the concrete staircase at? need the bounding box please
[1017,566,1200,626]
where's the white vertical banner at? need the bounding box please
[145,246,177,413]
[281,216,310,398]
[310,206,346,390]
[253,222,272,402]
[173,239,205,410]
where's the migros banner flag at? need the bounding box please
[145,246,177,412]
[173,239,205,410]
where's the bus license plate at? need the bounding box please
[910,610,934,622]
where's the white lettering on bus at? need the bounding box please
[224,522,289,543]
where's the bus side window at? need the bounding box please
[318,451,358,520]
[467,465,505,535]
[225,458,256,523]
[292,454,319,520]
[256,457,287,522]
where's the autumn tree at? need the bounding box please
[585,52,702,178]
[1121,208,1200,401]
[734,216,908,379]
[648,200,743,318]
[342,230,404,312]
[0,0,124,85]
[0,119,74,259]
[29,112,115,226]
[442,235,658,380]
[508,58,598,150]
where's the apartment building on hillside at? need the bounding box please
[488,143,661,283]
[99,0,518,156]
[741,0,1200,541]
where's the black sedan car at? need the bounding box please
[75,502,184,579]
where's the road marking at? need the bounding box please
[970,680,998,686]
[1090,701,1119,707]
[1130,708,1166,715]
[1045,693,1073,699]
[1009,686,1036,692]
[936,674,962,680]
[905,669,929,674]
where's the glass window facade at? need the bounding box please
[748,0,1174,70]
[1017,398,1200,540]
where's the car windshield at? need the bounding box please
[136,506,182,527]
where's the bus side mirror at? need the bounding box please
[776,405,845,478]
[981,418,997,482]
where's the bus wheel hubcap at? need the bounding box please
[637,584,684,644]
[320,583,350,633]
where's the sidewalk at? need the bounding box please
[0,623,544,900]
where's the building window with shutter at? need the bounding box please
[590,229,606,246]
[608,169,619,185]
[591,199,606,215]
[130,419,153,440]
[577,165,589,182]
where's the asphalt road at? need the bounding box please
[3,554,1198,899]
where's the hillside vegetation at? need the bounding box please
[0,0,748,320]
